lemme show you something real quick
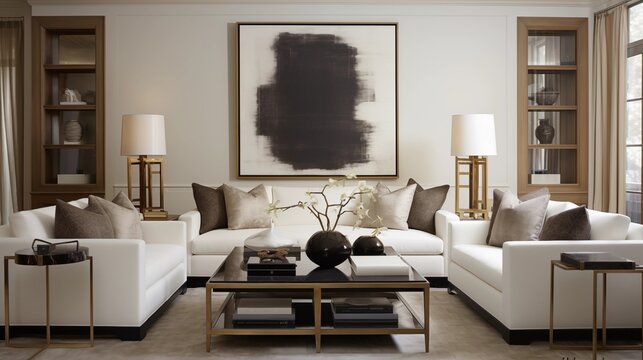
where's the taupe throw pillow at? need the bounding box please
[488,192,550,247]
[486,187,549,244]
[192,183,227,234]
[55,199,114,238]
[364,183,417,230]
[89,193,143,239]
[539,206,591,241]
[222,184,271,230]
[406,179,449,234]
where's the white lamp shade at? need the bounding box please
[121,114,166,156]
[450,114,497,156]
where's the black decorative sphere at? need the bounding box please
[352,235,384,255]
[305,231,352,268]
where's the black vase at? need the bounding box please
[535,119,555,144]
[305,231,352,268]
[352,235,384,256]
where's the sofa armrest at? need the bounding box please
[179,210,200,243]
[141,221,187,247]
[435,210,459,241]
[502,240,643,329]
[449,220,489,250]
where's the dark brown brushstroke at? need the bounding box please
[256,32,372,170]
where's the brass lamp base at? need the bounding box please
[127,156,167,216]
[455,156,490,220]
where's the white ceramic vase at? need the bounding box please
[64,119,83,144]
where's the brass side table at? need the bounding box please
[549,260,643,360]
[4,242,94,349]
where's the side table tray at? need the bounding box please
[4,242,94,349]
[549,260,643,360]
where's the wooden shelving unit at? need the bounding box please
[31,16,105,209]
[517,17,588,204]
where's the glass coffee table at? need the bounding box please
[205,246,430,353]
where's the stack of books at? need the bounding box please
[232,298,295,328]
[246,256,297,277]
[331,297,397,327]
[349,255,410,280]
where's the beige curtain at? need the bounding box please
[0,18,23,223]
[589,5,628,213]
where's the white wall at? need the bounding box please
[31,2,593,214]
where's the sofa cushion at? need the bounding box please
[10,198,88,239]
[487,188,549,244]
[191,225,443,256]
[192,183,227,234]
[222,184,271,230]
[539,206,591,240]
[364,183,416,230]
[586,209,630,240]
[406,179,449,235]
[89,193,143,239]
[54,199,115,238]
[145,244,184,289]
[451,244,503,291]
[488,192,550,247]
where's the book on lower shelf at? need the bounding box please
[349,255,410,276]
[331,297,397,328]
[231,312,296,328]
[233,298,295,328]
[560,252,636,270]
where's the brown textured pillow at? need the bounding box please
[89,193,143,239]
[539,206,591,240]
[222,184,271,230]
[192,183,227,234]
[55,199,114,238]
[407,179,449,234]
[486,187,549,244]
[488,192,550,248]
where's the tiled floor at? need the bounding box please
[1,287,640,359]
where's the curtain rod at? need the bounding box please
[595,0,639,15]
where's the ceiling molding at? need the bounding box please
[26,0,602,7]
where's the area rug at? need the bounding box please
[1,288,638,359]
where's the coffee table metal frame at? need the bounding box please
[549,260,643,360]
[4,255,94,349]
[205,248,430,353]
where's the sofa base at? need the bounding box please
[0,281,188,341]
[448,283,642,345]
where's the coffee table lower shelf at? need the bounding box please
[205,283,430,353]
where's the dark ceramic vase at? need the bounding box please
[352,235,384,256]
[305,231,352,268]
[535,119,555,144]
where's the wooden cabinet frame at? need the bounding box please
[517,17,588,204]
[31,16,105,209]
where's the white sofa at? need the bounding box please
[447,201,643,344]
[180,186,458,282]
[0,199,187,340]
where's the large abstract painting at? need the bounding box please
[238,23,398,177]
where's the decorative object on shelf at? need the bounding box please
[63,118,83,144]
[237,23,398,177]
[352,235,384,256]
[535,119,555,144]
[534,88,559,106]
[60,88,86,105]
[121,114,168,219]
[451,114,497,220]
[305,231,352,268]
[244,223,297,250]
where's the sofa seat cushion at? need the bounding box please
[451,244,503,291]
[145,244,184,289]
[191,225,443,256]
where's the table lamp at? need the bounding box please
[121,114,168,219]
[451,114,497,219]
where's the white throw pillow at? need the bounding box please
[364,183,417,230]
[586,209,630,240]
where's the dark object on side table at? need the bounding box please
[305,231,352,268]
[352,235,384,255]
[560,252,636,270]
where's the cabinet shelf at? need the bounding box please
[43,144,96,150]
[44,105,96,111]
[527,65,577,72]
[528,105,577,111]
[44,64,95,72]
